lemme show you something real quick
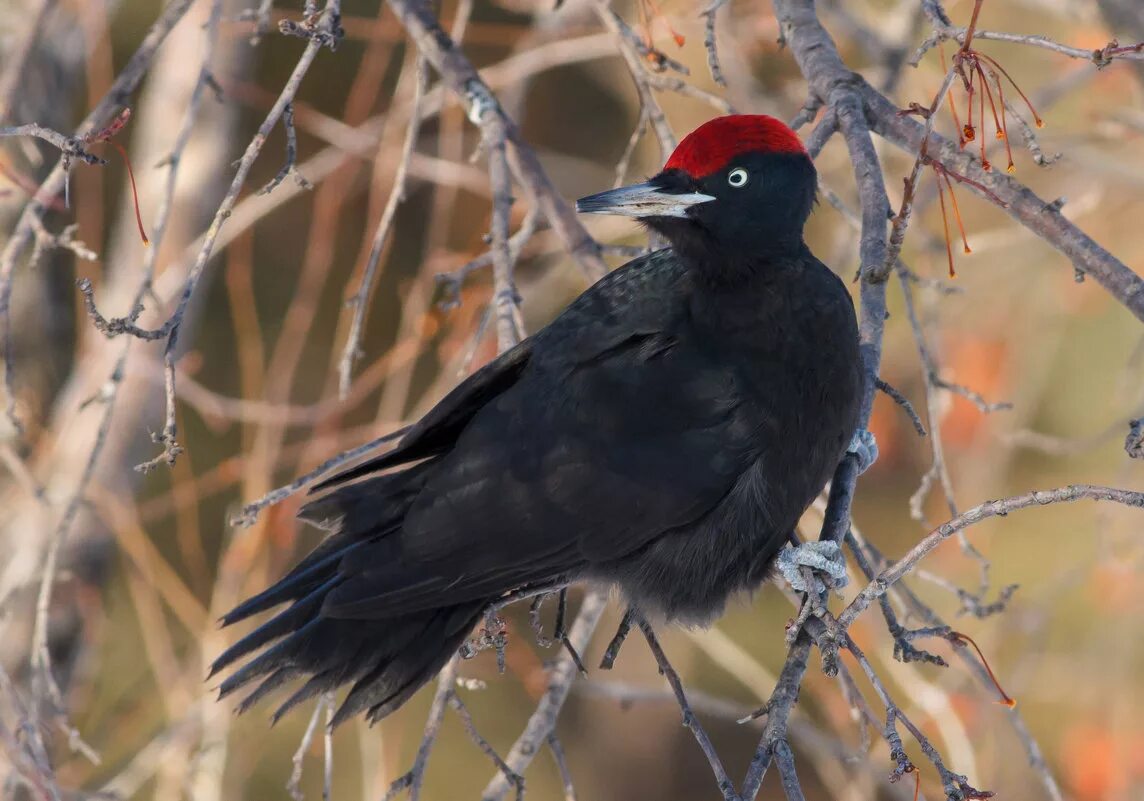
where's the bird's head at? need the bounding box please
[577,115,817,271]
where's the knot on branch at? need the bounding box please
[889,624,952,666]
[76,278,168,340]
[63,142,106,167]
[279,9,343,50]
[1092,39,1144,69]
[134,430,183,473]
[1126,419,1144,459]
[955,583,1019,618]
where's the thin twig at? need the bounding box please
[547,734,577,801]
[876,377,927,436]
[385,0,607,282]
[435,209,541,310]
[480,591,606,801]
[599,607,635,670]
[259,103,314,195]
[0,0,198,438]
[637,615,738,800]
[701,0,731,85]
[594,4,676,159]
[473,82,525,352]
[338,56,428,397]
[229,424,410,527]
[0,124,105,165]
[450,693,524,801]
[383,661,457,801]
[844,634,991,799]
[914,11,1144,67]
[286,696,326,801]
[840,484,1144,629]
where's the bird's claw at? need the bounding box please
[777,540,849,596]
[464,80,497,126]
[847,429,878,475]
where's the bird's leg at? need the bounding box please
[777,432,876,662]
[780,429,875,597]
[778,430,874,601]
[779,541,846,674]
[848,428,879,474]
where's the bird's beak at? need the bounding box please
[575,181,715,219]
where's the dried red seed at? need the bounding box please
[949,630,1016,708]
[942,170,972,255]
[934,166,957,278]
[111,141,149,246]
[978,52,1045,130]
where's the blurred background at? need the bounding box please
[1,0,1143,798]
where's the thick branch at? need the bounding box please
[774,0,1144,322]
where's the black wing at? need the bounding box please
[310,341,533,493]
[318,250,764,618]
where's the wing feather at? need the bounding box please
[313,250,763,621]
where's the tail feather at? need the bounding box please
[213,464,490,726]
[271,668,353,723]
[334,604,481,726]
[236,667,300,715]
[219,545,361,627]
[212,576,340,672]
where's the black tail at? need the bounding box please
[210,464,486,726]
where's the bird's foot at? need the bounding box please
[848,428,878,475]
[777,540,849,596]
[779,541,847,666]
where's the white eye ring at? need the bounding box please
[727,168,749,187]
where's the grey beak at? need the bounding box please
[575,181,715,219]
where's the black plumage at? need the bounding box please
[211,115,864,726]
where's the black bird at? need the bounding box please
[212,114,865,726]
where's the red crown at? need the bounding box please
[664,115,807,179]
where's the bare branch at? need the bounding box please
[0,0,198,437]
[741,634,812,801]
[450,692,524,800]
[259,103,313,195]
[384,0,607,282]
[875,377,927,436]
[229,424,410,527]
[595,4,677,159]
[701,0,731,86]
[480,591,606,801]
[383,661,457,801]
[286,695,326,801]
[637,615,738,800]
[338,56,428,397]
[473,83,525,352]
[599,607,635,670]
[915,5,1144,67]
[435,209,541,310]
[0,123,105,165]
[547,733,577,801]
[840,484,1144,630]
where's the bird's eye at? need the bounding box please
[727,168,749,188]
